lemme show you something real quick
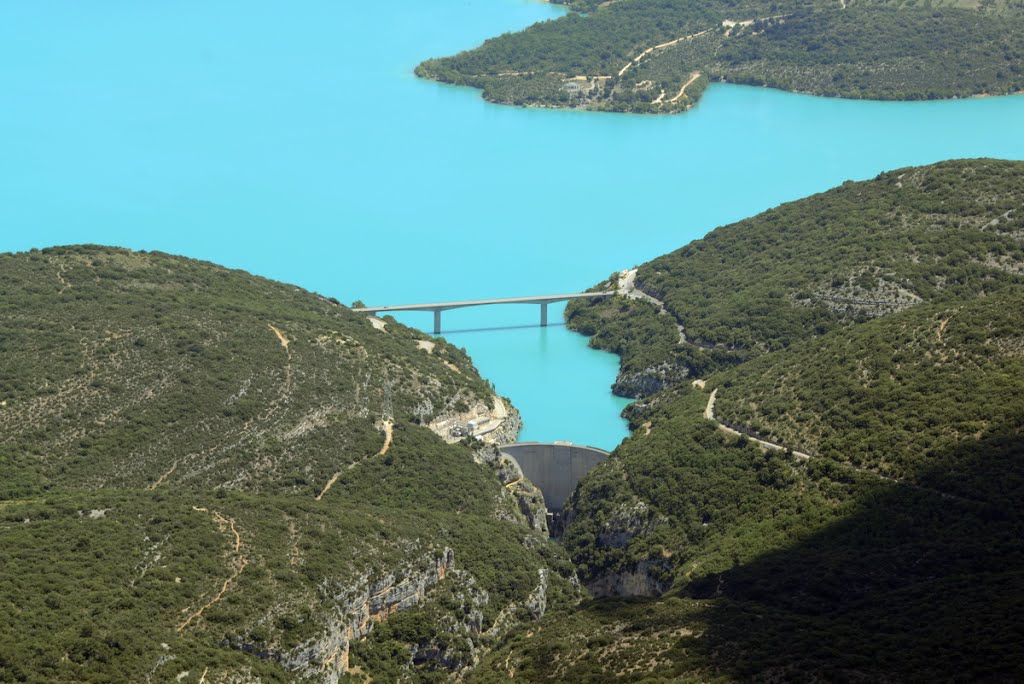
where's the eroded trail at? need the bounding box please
[315,472,342,502]
[315,420,393,500]
[268,324,290,350]
[147,460,179,491]
[178,507,248,632]
[268,324,293,398]
[377,420,393,456]
[54,260,71,293]
[669,71,702,103]
[618,28,712,77]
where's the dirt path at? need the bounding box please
[178,508,248,632]
[937,317,950,342]
[54,262,71,294]
[377,420,393,456]
[316,420,393,500]
[147,460,179,491]
[669,71,701,103]
[703,388,718,421]
[704,388,811,459]
[503,650,517,678]
[268,325,290,349]
[700,387,971,502]
[315,472,342,502]
[618,28,713,78]
[263,324,294,417]
[618,269,686,343]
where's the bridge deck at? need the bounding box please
[354,292,614,314]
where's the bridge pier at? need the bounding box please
[352,291,615,337]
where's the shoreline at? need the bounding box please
[420,69,1024,115]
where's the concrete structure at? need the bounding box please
[354,292,615,334]
[499,441,610,512]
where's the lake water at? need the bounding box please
[3,0,1024,450]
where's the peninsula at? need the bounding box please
[417,0,1024,113]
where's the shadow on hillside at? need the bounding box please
[681,427,1024,681]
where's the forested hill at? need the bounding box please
[568,158,1024,397]
[466,162,1024,680]
[0,246,576,682]
[417,0,1024,113]
[472,296,1024,680]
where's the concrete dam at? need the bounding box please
[498,442,610,513]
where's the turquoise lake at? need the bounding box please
[3,0,1024,450]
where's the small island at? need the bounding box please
[417,0,1024,113]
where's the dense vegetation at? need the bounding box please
[568,159,1024,394]
[5,158,1023,681]
[471,379,1024,680]
[418,0,1024,113]
[468,160,1024,680]
[0,246,576,682]
[714,292,1024,486]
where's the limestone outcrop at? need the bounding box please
[285,548,455,682]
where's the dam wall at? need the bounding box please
[499,442,610,512]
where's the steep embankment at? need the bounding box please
[469,160,1024,681]
[0,246,576,683]
[417,0,1024,113]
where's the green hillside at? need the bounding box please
[713,292,1024,486]
[568,158,1024,396]
[5,160,1023,682]
[0,246,576,683]
[466,160,1024,681]
[417,0,1024,113]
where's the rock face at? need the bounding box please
[280,441,560,681]
[429,397,521,445]
[572,499,674,599]
[491,450,550,536]
[285,549,456,683]
[613,361,690,398]
[586,559,672,598]
[597,502,664,549]
[0,246,579,683]
[514,483,551,536]
[488,402,523,447]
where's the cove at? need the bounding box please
[2,1,1024,451]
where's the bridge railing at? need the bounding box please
[353,292,615,334]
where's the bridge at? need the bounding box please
[354,292,615,334]
[499,441,610,520]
